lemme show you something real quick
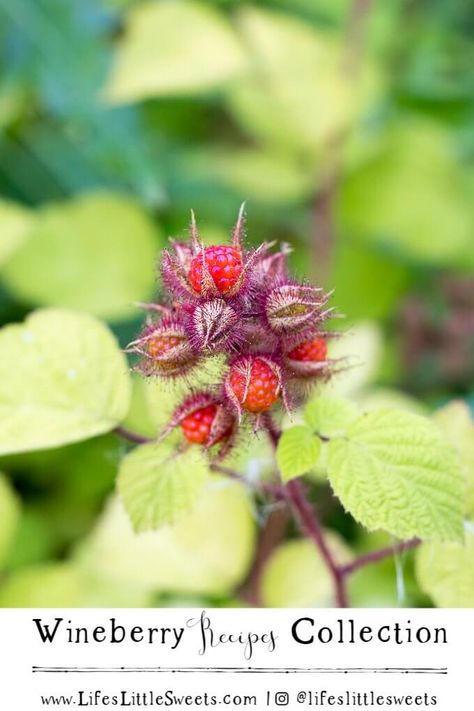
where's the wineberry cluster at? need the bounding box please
[127,207,335,458]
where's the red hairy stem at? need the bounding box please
[339,538,421,577]
[285,479,349,608]
[261,414,349,607]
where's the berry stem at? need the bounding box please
[260,412,281,447]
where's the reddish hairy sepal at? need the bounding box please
[187,299,242,351]
[285,356,331,379]
[125,317,197,378]
[263,282,333,334]
[160,247,197,301]
[253,243,291,284]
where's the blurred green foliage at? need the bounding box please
[0,0,473,607]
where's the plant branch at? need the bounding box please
[339,538,421,576]
[261,414,349,607]
[285,479,349,608]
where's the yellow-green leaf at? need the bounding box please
[118,442,211,532]
[434,401,474,518]
[0,309,131,455]
[0,563,152,608]
[228,8,375,155]
[415,529,474,607]
[328,409,464,541]
[78,483,256,596]
[105,0,247,104]
[338,121,473,267]
[276,426,321,482]
[2,193,160,320]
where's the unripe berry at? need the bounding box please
[127,319,195,377]
[146,333,184,360]
[228,357,280,413]
[288,337,327,363]
[189,245,243,295]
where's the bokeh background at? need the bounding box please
[0,0,473,607]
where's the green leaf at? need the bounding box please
[261,536,352,607]
[304,396,358,438]
[228,8,376,155]
[181,146,313,204]
[276,426,321,482]
[338,121,473,268]
[78,482,256,596]
[118,442,211,532]
[2,192,160,320]
[0,199,34,268]
[327,409,464,541]
[0,309,131,455]
[434,401,474,518]
[415,529,474,607]
[0,473,20,568]
[105,0,247,104]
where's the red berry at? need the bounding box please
[181,405,218,444]
[189,245,243,295]
[229,357,280,413]
[288,337,327,362]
